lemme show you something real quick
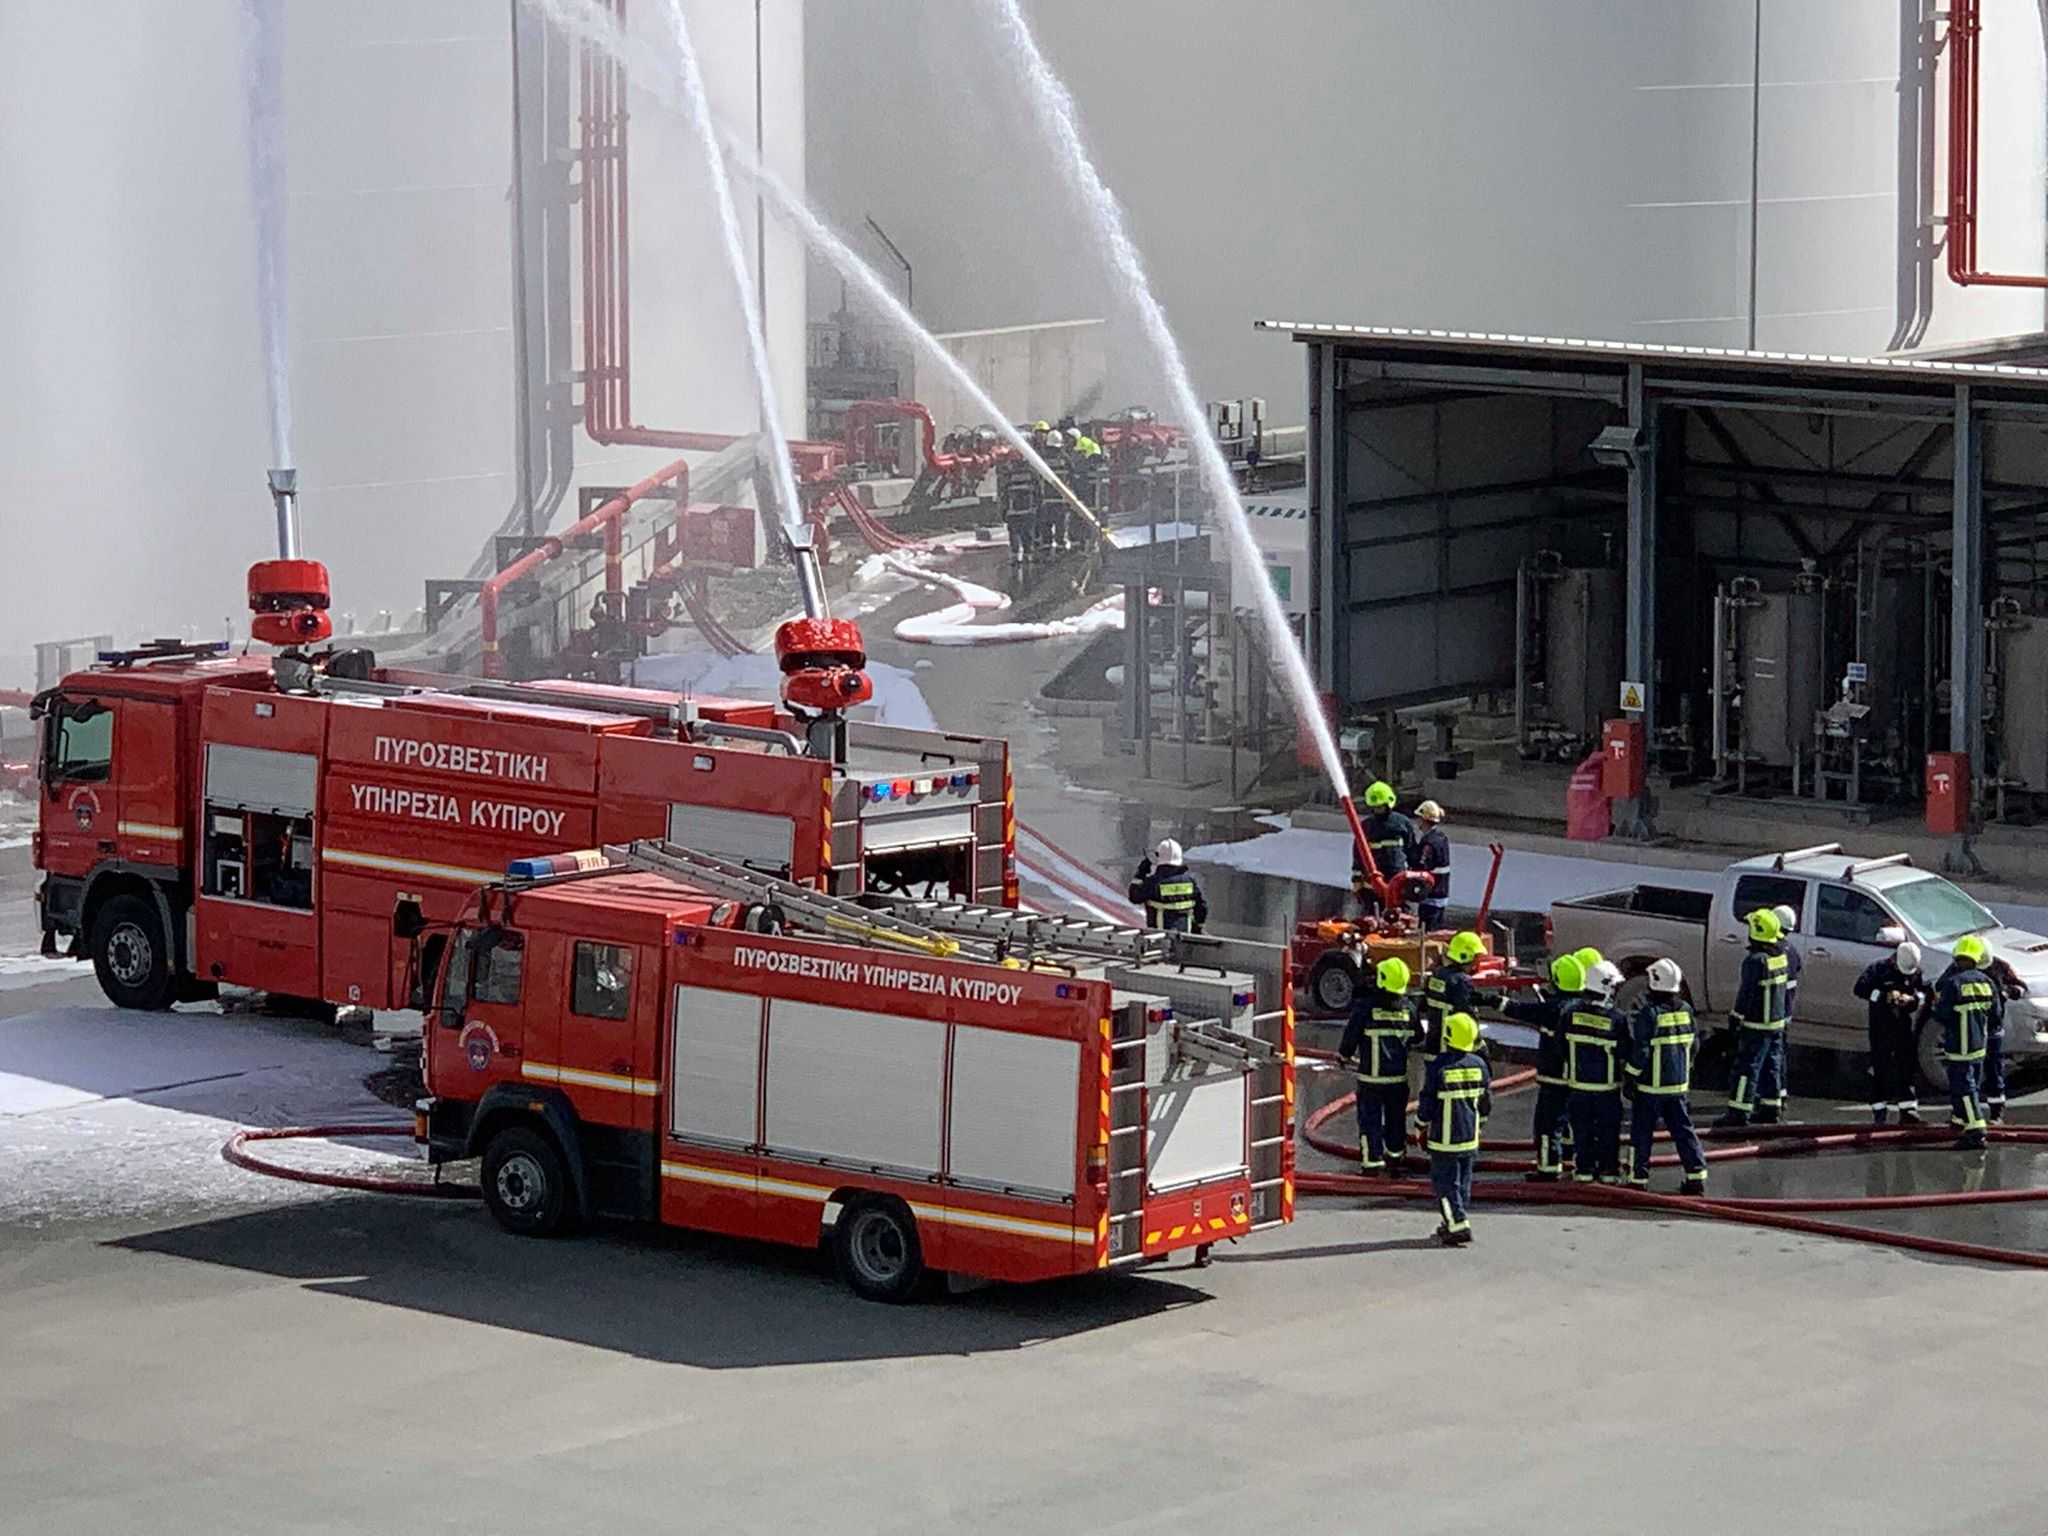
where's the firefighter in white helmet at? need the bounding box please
[1129,839,1207,933]
[1854,940,1930,1125]
[1624,957,1708,1194]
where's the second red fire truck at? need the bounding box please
[412,840,1294,1299]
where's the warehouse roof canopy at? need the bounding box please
[1256,320,2048,398]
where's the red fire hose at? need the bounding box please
[223,1125,477,1200]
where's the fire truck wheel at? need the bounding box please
[481,1124,576,1237]
[1306,953,1360,1017]
[90,893,175,1011]
[832,1196,927,1303]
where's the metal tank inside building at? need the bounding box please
[807,0,2048,414]
[0,0,805,665]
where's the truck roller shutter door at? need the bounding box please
[764,1001,945,1176]
[205,744,318,816]
[1146,1074,1249,1192]
[670,986,765,1148]
[666,804,795,875]
[948,1028,1080,1197]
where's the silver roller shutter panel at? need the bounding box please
[670,985,764,1147]
[666,803,795,873]
[1146,1073,1249,1192]
[947,1027,1080,1197]
[764,1000,945,1175]
[205,743,318,816]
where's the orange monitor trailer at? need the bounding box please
[30,644,1015,1015]
[416,841,1295,1300]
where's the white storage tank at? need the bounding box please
[807,0,2048,407]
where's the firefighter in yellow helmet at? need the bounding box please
[1418,1010,1491,1246]
[1337,955,1421,1176]
[1711,906,1792,1129]
[1352,780,1416,916]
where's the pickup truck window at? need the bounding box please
[1815,885,1891,945]
[1732,874,1806,921]
[1884,874,1997,945]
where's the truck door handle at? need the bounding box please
[1717,934,1741,945]
[97,839,116,853]
[1808,945,1831,957]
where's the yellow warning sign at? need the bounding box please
[1619,681,1646,713]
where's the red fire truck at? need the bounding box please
[415,840,1295,1300]
[29,642,1015,1016]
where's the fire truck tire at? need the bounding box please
[832,1195,928,1303]
[480,1124,577,1238]
[1306,953,1360,1017]
[90,893,175,1011]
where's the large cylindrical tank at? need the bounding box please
[0,0,804,666]
[806,0,2048,409]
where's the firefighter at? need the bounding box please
[1412,799,1451,930]
[1128,839,1206,933]
[1352,780,1416,914]
[1711,907,1792,1130]
[1565,959,1628,1181]
[1502,951,1584,1181]
[1624,957,1708,1194]
[1337,955,1421,1176]
[1417,1010,1491,1246]
[1932,934,2000,1150]
[1423,930,1495,1045]
[1768,901,1803,1121]
[1854,941,1930,1126]
[1040,429,1072,550]
[999,450,1041,562]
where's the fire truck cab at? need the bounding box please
[416,841,1295,1301]
[31,643,1016,1016]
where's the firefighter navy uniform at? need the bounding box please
[1853,956,1930,1123]
[1417,1021,1491,1245]
[1716,942,1791,1127]
[1502,988,1575,1179]
[1564,999,1628,1181]
[1624,994,1708,1193]
[1984,957,2023,1122]
[1413,822,1451,931]
[1338,983,1420,1174]
[1127,859,1207,933]
[1932,963,1999,1149]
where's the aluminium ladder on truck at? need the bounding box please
[580,840,1298,1252]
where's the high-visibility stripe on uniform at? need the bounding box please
[1635,1008,1696,1095]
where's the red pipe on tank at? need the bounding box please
[1946,0,2048,289]
[479,460,689,677]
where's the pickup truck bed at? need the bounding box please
[1558,885,1713,924]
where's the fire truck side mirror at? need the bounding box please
[392,899,427,940]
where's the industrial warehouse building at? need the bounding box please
[1275,322,2048,855]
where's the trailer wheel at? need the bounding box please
[481,1124,576,1237]
[90,893,175,1011]
[1306,953,1360,1016]
[833,1195,927,1303]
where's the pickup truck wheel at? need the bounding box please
[1914,1020,1948,1097]
[481,1124,576,1237]
[833,1195,927,1303]
[1307,953,1360,1016]
[90,894,175,1011]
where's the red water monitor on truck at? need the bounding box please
[413,840,1296,1299]
[30,537,1017,1016]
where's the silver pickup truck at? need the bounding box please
[1549,843,2048,1085]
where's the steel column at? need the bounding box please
[1308,343,1342,704]
[1619,365,1659,838]
[1951,382,1985,800]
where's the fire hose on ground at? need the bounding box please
[220,1056,2048,1269]
[1296,1045,2048,1270]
